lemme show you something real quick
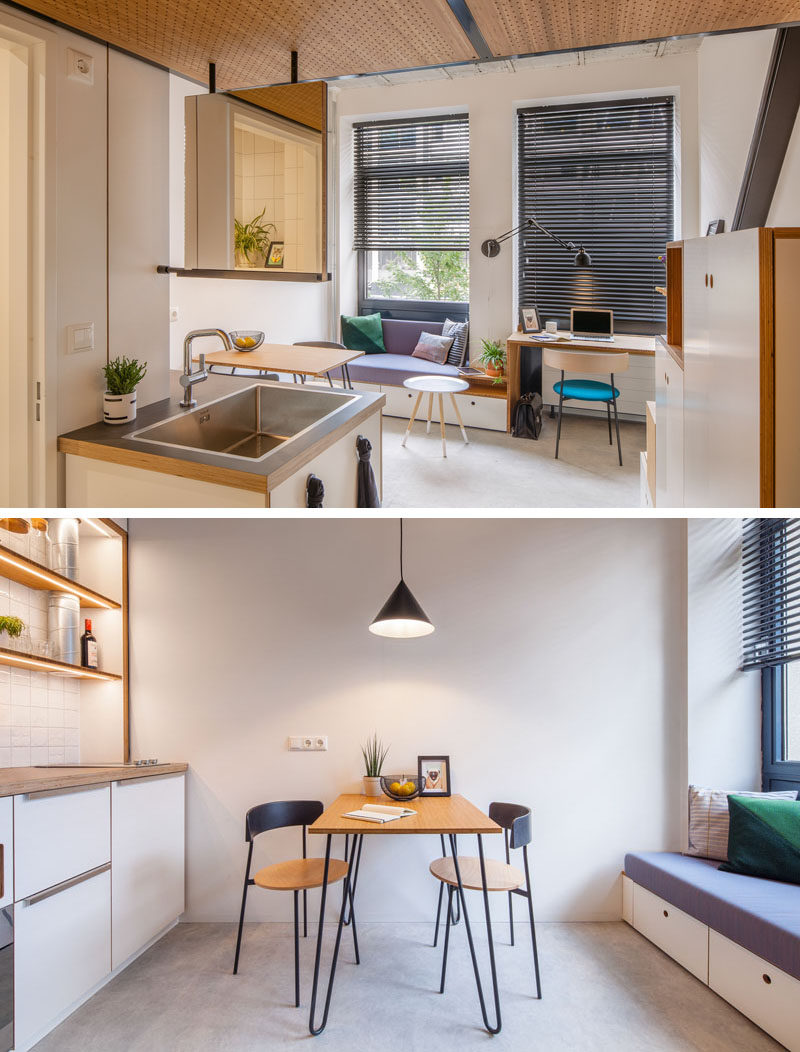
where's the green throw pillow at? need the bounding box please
[340,313,386,354]
[719,794,800,885]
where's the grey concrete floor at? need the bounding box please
[33,922,780,1052]
[380,413,645,508]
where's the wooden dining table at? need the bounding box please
[193,343,363,388]
[306,793,504,1036]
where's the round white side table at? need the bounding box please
[401,375,470,458]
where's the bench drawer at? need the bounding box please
[709,930,800,1052]
[382,385,507,432]
[632,883,708,982]
[14,784,111,900]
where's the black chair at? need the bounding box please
[232,800,354,1006]
[430,802,541,999]
[292,340,351,388]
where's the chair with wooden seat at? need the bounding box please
[232,800,353,1006]
[292,340,350,387]
[543,346,629,465]
[430,802,541,999]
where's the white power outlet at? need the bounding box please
[67,49,93,85]
[288,736,328,751]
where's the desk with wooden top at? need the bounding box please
[505,331,657,431]
[306,793,503,1036]
[193,343,363,387]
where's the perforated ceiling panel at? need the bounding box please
[229,82,326,132]
[15,0,477,86]
[468,0,800,56]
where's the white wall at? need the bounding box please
[686,519,761,798]
[697,29,800,230]
[335,48,700,349]
[128,517,685,924]
[168,74,332,368]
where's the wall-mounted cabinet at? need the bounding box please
[184,85,327,278]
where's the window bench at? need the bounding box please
[347,318,507,433]
[623,851,800,1051]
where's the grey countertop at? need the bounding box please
[58,371,384,493]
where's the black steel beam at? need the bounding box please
[445,0,493,60]
[733,26,800,230]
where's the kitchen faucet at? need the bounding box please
[180,328,233,408]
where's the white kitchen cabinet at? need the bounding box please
[654,340,684,507]
[14,867,111,1051]
[0,798,11,910]
[14,784,110,900]
[111,773,185,969]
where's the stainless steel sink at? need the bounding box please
[129,384,358,461]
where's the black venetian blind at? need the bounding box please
[742,518,800,671]
[353,114,469,252]
[517,96,674,331]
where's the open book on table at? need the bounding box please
[343,803,416,823]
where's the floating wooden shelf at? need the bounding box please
[0,546,121,610]
[0,647,122,681]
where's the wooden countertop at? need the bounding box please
[0,763,188,797]
[309,793,501,836]
[506,331,656,356]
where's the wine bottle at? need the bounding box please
[81,619,98,669]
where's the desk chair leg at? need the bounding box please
[523,845,542,998]
[610,373,622,466]
[606,402,612,444]
[232,842,254,974]
[505,829,514,946]
[293,890,300,1007]
[555,372,565,459]
[439,886,454,993]
[303,890,308,938]
[343,363,353,389]
[438,394,447,457]
[401,392,423,447]
[433,833,460,946]
[327,372,334,388]
[308,833,357,1036]
[426,392,433,433]
[433,882,445,947]
[449,834,502,1035]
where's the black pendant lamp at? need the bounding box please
[369,520,434,638]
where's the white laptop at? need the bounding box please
[570,308,614,341]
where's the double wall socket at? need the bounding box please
[288,736,328,751]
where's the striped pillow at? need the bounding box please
[687,785,799,861]
[443,318,469,367]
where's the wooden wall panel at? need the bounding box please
[468,0,800,58]
[13,0,476,87]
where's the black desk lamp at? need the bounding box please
[481,217,592,267]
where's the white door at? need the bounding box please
[111,773,185,969]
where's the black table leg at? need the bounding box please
[448,833,502,1035]
[308,833,361,1036]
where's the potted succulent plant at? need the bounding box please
[480,338,506,381]
[102,356,148,425]
[361,733,389,797]
[234,207,277,268]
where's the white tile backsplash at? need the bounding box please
[0,572,80,765]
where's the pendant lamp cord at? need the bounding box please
[400,518,404,580]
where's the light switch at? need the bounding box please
[66,322,94,355]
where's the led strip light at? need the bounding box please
[0,648,119,681]
[0,551,119,610]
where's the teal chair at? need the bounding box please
[543,347,629,465]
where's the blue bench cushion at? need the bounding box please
[347,352,461,387]
[625,851,800,981]
[554,379,619,401]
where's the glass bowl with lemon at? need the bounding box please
[229,330,265,352]
[380,775,423,801]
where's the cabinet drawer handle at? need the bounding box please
[704,273,708,287]
[22,861,110,907]
[665,374,670,385]
[762,973,772,985]
[24,782,109,801]
[663,909,669,918]
[709,274,714,289]
[470,400,476,406]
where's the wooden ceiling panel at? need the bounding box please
[468,0,800,57]
[15,0,477,86]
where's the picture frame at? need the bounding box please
[266,241,285,268]
[418,755,451,797]
[518,306,541,334]
[706,219,725,236]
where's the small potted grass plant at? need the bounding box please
[102,356,148,425]
[361,733,389,797]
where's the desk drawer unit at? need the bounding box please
[709,930,800,1052]
[14,783,111,900]
[632,883,709,982]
